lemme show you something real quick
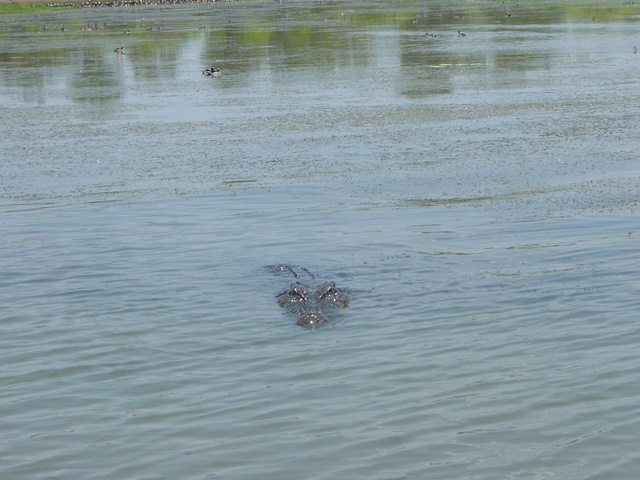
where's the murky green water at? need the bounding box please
[1,1,640,479]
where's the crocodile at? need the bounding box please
[272,265,349,329]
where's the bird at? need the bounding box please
[202,65,221,76]
[114,46,125,55]
[425,32,438,38]
[457,30,466,37]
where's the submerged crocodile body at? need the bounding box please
[272,265,350,329]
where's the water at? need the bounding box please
[1,1,640,478]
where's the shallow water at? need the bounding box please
[1,1,640,479]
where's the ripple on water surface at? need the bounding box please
[1,1,640,479]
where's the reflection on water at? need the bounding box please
[1,1,638,104]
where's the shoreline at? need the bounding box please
[0,0,50,3]
[0,0,222,8]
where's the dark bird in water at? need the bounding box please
[457,30,466,37]
[425,32,438,38]
[202,65,221,76]
[114,46,125,55]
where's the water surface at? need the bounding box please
[1,1,640,479]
